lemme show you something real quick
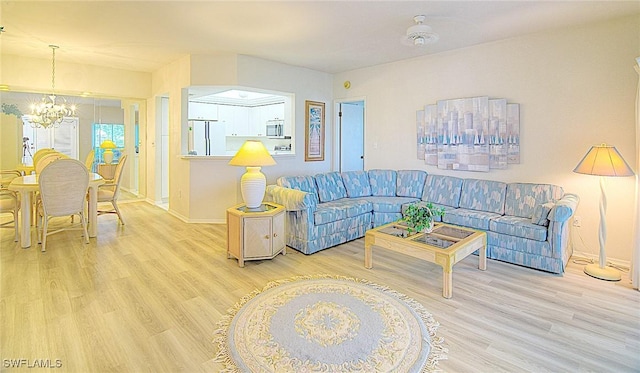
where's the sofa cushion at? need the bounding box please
[531,202,555,226]
[396,170,427,198]
[487,231,553,258]
[443,208,502,230]
[459,179,507,215]
[368,169,397,197]
[314,172,348,203]
[422,174,464,208]
[277,175,319,204]
[504,183,564,218]
[341,170,372,197]
[490,216,548,242]
[364,196,418,213]
[321,198,372,219]
[314,204,346,225]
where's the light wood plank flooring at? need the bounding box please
[1,201,639,372]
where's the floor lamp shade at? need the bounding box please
[573,144,635,281]
[229,141,276,209]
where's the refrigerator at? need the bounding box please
[188,120,226,156]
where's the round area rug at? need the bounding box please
[213,275,447,372]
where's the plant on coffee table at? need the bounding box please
[403,202,446,234]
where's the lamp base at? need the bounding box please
[240,166,266,209]
[584,263,621,281]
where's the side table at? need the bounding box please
[226,202,286,267]
[97,163,117,181]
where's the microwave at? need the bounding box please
[266,123,283,137]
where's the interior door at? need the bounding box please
[339,101,365,172]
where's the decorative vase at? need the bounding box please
[103,149,114,164]
[421,219,434,233]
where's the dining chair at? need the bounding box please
[35,152,65,174]
[0,170,22,241]
[32,148,54,168]
[84,149,95,172]
[97,154,127,224]
[37,159,90,252]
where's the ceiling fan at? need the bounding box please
[403,15,439,46]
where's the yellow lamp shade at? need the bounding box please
[100,140,117,149]
[229,140,276,167]
[100,140,117,164]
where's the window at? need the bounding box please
[92,123,125,164]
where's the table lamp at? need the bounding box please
[573,143,635,281]
[229,140,276,209]
[100,140,117,164]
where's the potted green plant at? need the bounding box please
[403,202,446,234]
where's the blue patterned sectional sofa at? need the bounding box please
[265,170,579,274]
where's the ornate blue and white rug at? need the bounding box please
[213,275,447,372]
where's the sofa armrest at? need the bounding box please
[549,193,580,223]
[265,185,317,212]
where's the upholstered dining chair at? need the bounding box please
[32,148,54,169]
[35,152,66,174]
[37,159,90,252]
[84,149,95,172]
[97,154,127,224]
[0,170,22,241]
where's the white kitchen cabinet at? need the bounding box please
[219,104,249,136]
[250,103,285,136]
[188,102,218,120]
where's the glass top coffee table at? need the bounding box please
[365,221,487,299]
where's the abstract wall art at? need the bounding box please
[416,96,520,172]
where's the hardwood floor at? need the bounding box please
[1,201,639,372]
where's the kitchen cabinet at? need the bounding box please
[219,105,249,136]
[188,102,218,120]
[249,103,285,136]
[226,202,286,267]
[194,102,285,137]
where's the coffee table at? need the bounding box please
[365,221,487,298]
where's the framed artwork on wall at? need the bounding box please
[305,100,325,161]
[416,95,520,172]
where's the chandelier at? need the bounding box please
[29,45,76,128]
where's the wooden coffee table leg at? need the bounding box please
[442,265,453,299]
[364,235,373,269]
[479,246,487,270]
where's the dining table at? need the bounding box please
[8,173,105,248]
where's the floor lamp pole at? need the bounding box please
[584,176,621,281]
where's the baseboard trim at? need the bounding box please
[571,250,630,270]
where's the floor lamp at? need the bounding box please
[573,144,635,281]
[229,140,276,210]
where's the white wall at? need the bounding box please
[333,15,639,264]
[162,55,333,222]
[1,54,150,99]
[1,54,149,194]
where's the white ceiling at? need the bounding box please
[1,1,638,74]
